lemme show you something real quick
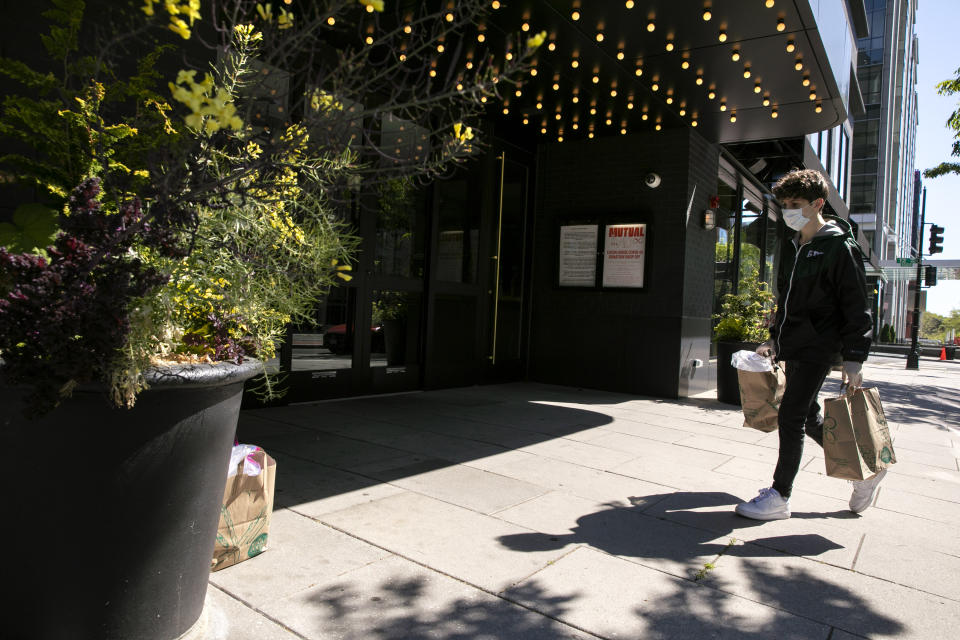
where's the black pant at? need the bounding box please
[772,360,834,499]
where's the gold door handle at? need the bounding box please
[490,152,506,364]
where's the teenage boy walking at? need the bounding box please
[735,169,882,520]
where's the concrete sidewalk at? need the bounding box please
[205,356,960,639]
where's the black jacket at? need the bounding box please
[770,217,872,364]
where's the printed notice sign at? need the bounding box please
[558,225,598,286]
[602,223,646,288]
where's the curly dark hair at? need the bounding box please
[772,169,828,204]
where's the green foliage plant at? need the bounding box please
[924,66,960,178]
[712,279,776,343]
[0,0,543,414]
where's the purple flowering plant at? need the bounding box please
[0,0,541,414]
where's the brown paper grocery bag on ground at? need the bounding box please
[212,448,276,571]
[737,366,785,432]
[822,387,896,480]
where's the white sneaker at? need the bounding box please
[849,468,888,513]
[735,487,791,520]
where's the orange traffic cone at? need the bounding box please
[940,347,947,361]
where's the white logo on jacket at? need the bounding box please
[806,249,824,258]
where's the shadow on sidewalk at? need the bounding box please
[496,491,903,638]
[497,492,847,562]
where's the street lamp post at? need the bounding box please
[906,187,926,370]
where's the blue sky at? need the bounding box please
[915,0,959,315]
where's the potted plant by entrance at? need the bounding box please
[0,2,539,638]
[713,279,776,405]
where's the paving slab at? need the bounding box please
[482,452,673,506]
[638,485,864,569]
[874,485,960,525]
[318,491,571,593]
[503,546,830,639]
[366,459,549,514]
[516,436,640,470]
[268,454,406,517]
[854,534,960,601]
[209,509,390,608]
[258,555,591,640]
[202,586,299,640]
[492,490,732,580]
[708,541,960,640]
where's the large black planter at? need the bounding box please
[716,340,760,406]
[2,360,260,640]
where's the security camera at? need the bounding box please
[644,173,662,189]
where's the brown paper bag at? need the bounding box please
[212,448,276,571]
[822,387,896,480]
[737,366,785,432]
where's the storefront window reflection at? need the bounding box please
[435,175,479,283]
[289,286,354,371]
[371,290,422,369]
[374,177,427,278]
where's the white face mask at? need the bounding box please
[781,207,808,231]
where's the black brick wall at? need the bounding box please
[528,128,719,398]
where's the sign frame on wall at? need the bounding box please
[601,222,647,289]
[558,224,600,287]
[555,216,651,290]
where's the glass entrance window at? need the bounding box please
[435,175,479,283]
[374,177,427,278]
[713,179,738,315]
[289,286,355,371]
[370,290,422,370]
[738,194,764,290]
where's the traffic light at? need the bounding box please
[928,224,944,254]
[925,265,938,287]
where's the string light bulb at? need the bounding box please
[718,29,727,42]
[794,59,803,71]
[592,74,600,84]
[635,66,643,76]
[521,22,530,32]
[809,90,817,100]
[571,58,580,68]
[679,108,686,116]
[731,49,741,61]
[692,120,698,127]
[642,113,649,120]
[572,10,580,20]
[655,123,662,131]
[777,18,786,32]
[681,60,690,70]
[696,73,704,85]
[720,100,727,111]
[492,1,501,9]
[754,82,762,93]
[626,0,635,8]
[815,102,823,113]
[703,8,712,21]
[647,20,656,32]
[596,32,604,42]
[666,96,673,104]
[328,16,336,26]
[665,40,675,52]
[610,89,618,97]
[548,41,556,51]
[786,40,796,53]
[771,108,779,118]
[617,50,625,60]
[477,33,485,43]
[445,12,454,22]
[766,0,775,7]
[708,90,716,99]
[729,112,737,122]
[743,65,751,78]
[762,97,771,106]
[651,82,659,91]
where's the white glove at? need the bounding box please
[755,339,776,358]
[842,361,863,389]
